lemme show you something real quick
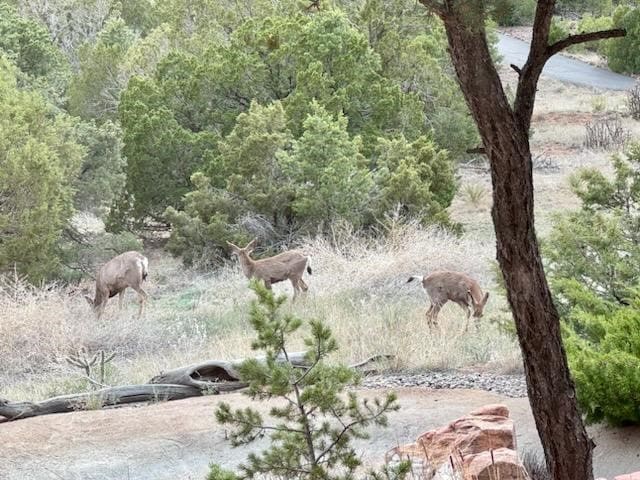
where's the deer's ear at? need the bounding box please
[482,292,490,306]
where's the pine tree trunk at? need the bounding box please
[432,8,594,480]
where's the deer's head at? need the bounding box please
[470,291,490,318]
[226,238,258,260]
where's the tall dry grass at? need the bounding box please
[0,222,521,401]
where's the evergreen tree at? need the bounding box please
[211,281,399,480]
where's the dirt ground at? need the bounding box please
[2,388,639,480]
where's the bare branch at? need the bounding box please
[466,147,486,155]
[510,64,522,76]
[547,29,626,58]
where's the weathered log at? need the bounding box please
[148,353,394,387]
[148,351,311,389]
[0,384,201,422]
[0,352,394,422]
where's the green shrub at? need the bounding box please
[607,5,640,73]
[548,17,571,45]
[564,294,640,425]
[577,14,614,55]
[490,0,537,26]
[546,144,640,425]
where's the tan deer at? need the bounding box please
[84,251,149,319]
[226,239,312,298]
[407,271,489,328]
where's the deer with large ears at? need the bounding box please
[84,251,149,319]
[226,239,312,299]
[407,271,489,329]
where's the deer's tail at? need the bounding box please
[407,275,424,284]
[140,256,149,281]
[306,256,313,275]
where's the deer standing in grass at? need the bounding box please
[407,271,489,329]
[227,239,312,299]
[85,251,149,319]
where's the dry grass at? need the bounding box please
[0,222,521,401]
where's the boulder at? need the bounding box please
[462,447,529,480]
[386,404,525,479]
[416,403,515,467]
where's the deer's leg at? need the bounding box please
[131,285,148,318]
[290,278,301,300]
[118,291,125,310]
[427,304,442,327]
[263,279,272,290]
[298,278,309,292]
[96,300,107,320]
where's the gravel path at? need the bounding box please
[362,371,528,398]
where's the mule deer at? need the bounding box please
[407,271,489,328]
[85,251,149,319]
[226,239,312,298]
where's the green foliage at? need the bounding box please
[555,0,614,16]
[165,102,456,265]
[212,281,399,479]
[564,294,640,425]
[489,0,537,26]
[607,5,640,73]
[68,16,136,121]
[373,135,455,225]
[548,17,571,46]
[117,76,217,223]
[0,2,69,103]
[0,58,83,282]
[280,102,373,230]
[72,120,126,217]
[547,144,640,425]
[546,145,640,306]
[577,14,614,54]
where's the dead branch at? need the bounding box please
[1,352,395,422]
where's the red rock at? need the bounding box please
[615,472,640,480]
[462,447,529,480]
[416,404,515,467]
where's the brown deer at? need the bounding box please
[84,251,149,319]
[226,239,312,298]
[407,271,489,328]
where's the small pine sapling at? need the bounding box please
[210,280,400,480]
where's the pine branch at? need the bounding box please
[546,29,626,58]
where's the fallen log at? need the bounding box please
[0,353,394,422]
[0,384,201,422]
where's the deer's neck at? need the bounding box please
[238,254,256,278]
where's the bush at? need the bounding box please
[564,294,640,425]
[165,103,457,266]
[210,281,399,479]
[628,84,640,120]
[546,144,640,425]
[576,14,614,55]
[607,5,640,73]
[490,0,537,26]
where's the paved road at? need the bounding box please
[497,33,636,91]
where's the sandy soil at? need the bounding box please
[1,388,639,480]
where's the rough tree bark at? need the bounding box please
[417,1,625,480]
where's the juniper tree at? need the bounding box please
[210,281,399,480]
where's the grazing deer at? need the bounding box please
[407,271,489,328]
[226,239,312,299]
[85,251,149,319]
